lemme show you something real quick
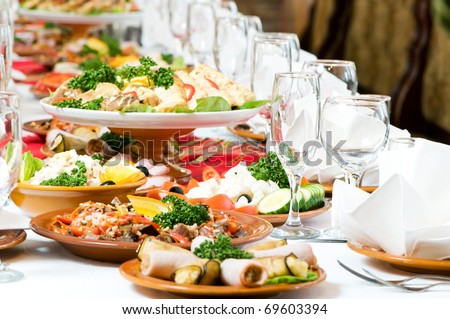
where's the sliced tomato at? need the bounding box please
[183,83,195,101]
[187,197,208,205]
[205,77,219,90]
[186,178,200,191]
[301,176,309,186]
[124,91,138,97]
[56,215,73,225]
[160,181,188,194]
[69,226,87,237]
[202,166,221,182]
[205,194,235,211]
[233,205,259,215]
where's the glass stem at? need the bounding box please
[285,170,303,227]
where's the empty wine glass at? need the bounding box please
[0,24,12,88]
[270,72,321,239]
[302,60,358,101]
[168,0,191,56]
[320,96,389,238]
[254,32,301,62]
[214,15,247,79]
[0,91,23,283]
[187,1,216,65]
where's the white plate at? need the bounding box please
[18,9,142,25]
[40,98,264,129]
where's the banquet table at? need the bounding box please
[1,82,449,312]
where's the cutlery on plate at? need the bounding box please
[338,260,450,285]
[362,268,450,293]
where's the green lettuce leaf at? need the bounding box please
[194,96,231,112]
[237,99,270,110]
[264,271,319,285]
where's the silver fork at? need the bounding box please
[362,269,450,293]
[337,260,450,285]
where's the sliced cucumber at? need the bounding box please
[257,188,291,214]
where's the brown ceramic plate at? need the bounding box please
[227,125,266,141]
[347,241,450,275]
[258,199,331,226]
[120,258,326,297]
[30,208,273,263]
[22,118,53,137]
[0,230,27,250]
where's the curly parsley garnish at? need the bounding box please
[247,151,289,188]
[53,97,103,110]
[68,64,121,91]
[193,234,253,261]
[152,195,210,229]
[40,161,88,187]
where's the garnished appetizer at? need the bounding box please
[136,235,320,287]
[48,57,268,113]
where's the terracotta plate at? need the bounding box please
[227,125,266,141]
[30,208,273,263]
[22,119,52,137]
[258,199,331,226]
[120,258,326,297]
[0,230,27,250]
[347,241,450,275]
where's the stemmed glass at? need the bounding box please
[254,32,301,62]
[187,1,216,65]
[270,72,322,239]
[0,91,23,283]
[319,96,390,238]
[213,15,247,80]
[168,0,191,56]
[302,60,358,100]
[0,24,12,88]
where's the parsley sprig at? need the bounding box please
[53,97,104,110]
[193,234,253,261]
[40,161,88,187]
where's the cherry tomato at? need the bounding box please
[186,178,200,191]
[205,77,220,90]
[184,83,196,101]
[205,194,235,211]
[202,166,221,182]
[233,205,259,215]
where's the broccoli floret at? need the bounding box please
[247,151,289,188]
[40,161,87,187]
[152,195,210,229]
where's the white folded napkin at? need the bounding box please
[335,138,450,259]
[0,205,30,230]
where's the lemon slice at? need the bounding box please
[100,165,145,185]
[127,195,169,217]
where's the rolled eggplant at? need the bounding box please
[255,253,309,279]
[140,250,199,279]
[220,259,268,288]
[248,242,317,266]
[172,259,220,285]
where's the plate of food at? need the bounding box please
[29,195,273,263]
[347,241,450,275]
[119,236,326,297]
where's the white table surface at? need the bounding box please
[1,82,449,304]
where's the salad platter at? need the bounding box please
[30,208,273,263]
[120,258,326,297]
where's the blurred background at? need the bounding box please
[236,0,450,144]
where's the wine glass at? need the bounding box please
[302,59,358,101]
[168,0,191,56]
[0,24,12,89]
[187,1,216,65]
[319,96,390,238]
[254,32,301,62]
[213,15,247,80]
[270,72,321,239]
[0,91,23,283]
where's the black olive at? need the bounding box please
[238,194,252,202]
[169,186,185,195]
[140,224,160,237]
[136,165,149,177]
[101,180,116,186]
